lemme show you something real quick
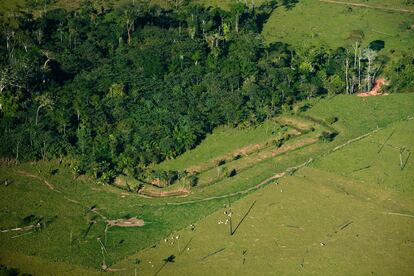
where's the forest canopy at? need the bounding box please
[0,0,413,182]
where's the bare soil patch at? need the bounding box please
[107,217,145,228]
[358,78,389,97]
[139,188,190,198]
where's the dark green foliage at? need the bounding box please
[0,265,22,276]
[233,154,242,160]
[319,131,338,142]
[147,170,186,187]
[163,255,175,263]
[227,169,237,177]
[21,214,42,226]
[369,40,385,51]
[0,0,411,178]
[272,138,284,148]
[188,174,199,187]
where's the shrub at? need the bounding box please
[325,116,338,125]
[272,138,284,148]
[72,164,85,177]
[293,102,311,114]
[319,131,338,142]
[369,40,385,51]
[188,175,199,187]
[233,154,242,160]
[217,159,226,166]
[227,169,237,177]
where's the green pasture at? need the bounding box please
[262,0,414,54]
[1,93,413,274]
[154,120,284,172]
[113,165,414,275]
[313,119,414,196]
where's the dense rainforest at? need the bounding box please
[0,0,413,182]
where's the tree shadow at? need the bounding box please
[231,200,257,236]
[281,0,300,10]
[254,0,300,32]
[154,255,175,276]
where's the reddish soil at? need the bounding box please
[357,78,389,97]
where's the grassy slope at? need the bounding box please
[305,94,414,139]
[0,162,235,270]
[154,120,283,172]
[328,0,414,11]
[113,162,414,275]
[1,94,413,274]
[313,119,414,196]
[262,0,414,53]
[110,94,414,274]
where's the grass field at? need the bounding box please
[313,119,414,196]
[262,0,414,53]
[113,162,414,275]
[154,120,285,172]
[1,93,413,274]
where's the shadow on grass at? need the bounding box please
[231,200,257,236]
[281,0,300,10]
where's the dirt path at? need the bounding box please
[15,170,108,220]
[319,0,414,13]
[17,170,55,190]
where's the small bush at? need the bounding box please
[188,175,199,187]
[293,102,311,114]
[227,169,237,177]
[325,116,338,125]
[0,264,20,276]
[369,40,385,51]
[272,138,284,148]
[217,159,226,166]
[319,131,338,142]
[233,154,242,161]
[72,165,85,177]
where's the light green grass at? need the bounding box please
[1,94,413,274]
[313,119,414,196]
[112,166,414,275]
[0,162,236,270]
[305,93,414,139]
[262,0,414,53]
[154,120,283,172]
[328,0,414,11]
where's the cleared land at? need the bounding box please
[113,164,414,275]
[262,0,414,53]
[1,93,413,274]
